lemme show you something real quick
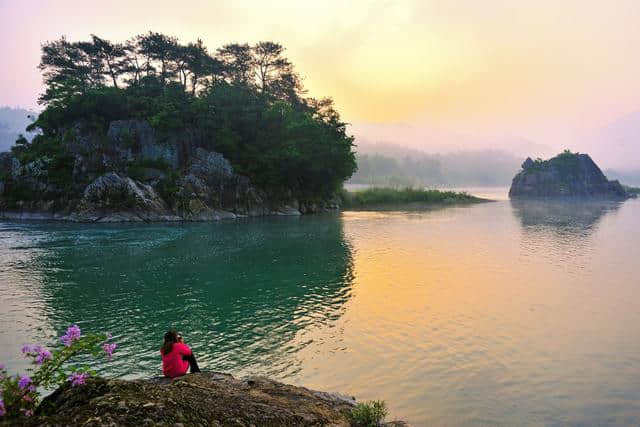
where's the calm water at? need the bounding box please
[1,192,640,426]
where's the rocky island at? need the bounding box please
[509,151,632,199]
[0,34,356,222]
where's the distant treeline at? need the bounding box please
[605,169,640,187]
[0,107,36,152]
[349,150,522,187]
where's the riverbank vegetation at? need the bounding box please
[10,33,356,199]
[341,187,486,208]
[623,185,640,196]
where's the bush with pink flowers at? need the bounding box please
[0,324,116,419]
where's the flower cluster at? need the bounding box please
[0,324,117,419]
[60,324,82,347]
[103,343,117,361]
[21,345,53,365]
[67,372,89,387]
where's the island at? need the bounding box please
[509,150,632,200]
[0,34,356,222]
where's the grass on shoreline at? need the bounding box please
[623,185,640,196]
[341,187,487,209]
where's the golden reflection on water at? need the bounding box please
[290,201,640,425]
[1,200,640,426]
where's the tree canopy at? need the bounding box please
[18,33,356,198]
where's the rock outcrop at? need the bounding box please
[70,172,180,222]
[0,119,339,222]
[509,152,630,199]
[14,372,407,426]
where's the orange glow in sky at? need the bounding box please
[1,0,640,167]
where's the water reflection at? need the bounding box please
[0,215,354,379]
[510,199,624,272]
[511,199,621,232]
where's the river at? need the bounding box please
[1,189,639,425]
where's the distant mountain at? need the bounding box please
[349,142,523,187]
[0,107,37,152]
[350,122,553,159]
[604,168,640,187]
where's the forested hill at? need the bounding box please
[0,33,357,221]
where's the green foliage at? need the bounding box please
[342,187,482,208]
[0,325,116,420]
[623,185,640,195]
[158,170,181,203]
[348,400,388,427]
[126,158,172,182]
[523,150,581,176]
[14,33,357,200]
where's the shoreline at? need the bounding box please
[7,371,408,426]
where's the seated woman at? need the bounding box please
[161,330,201,378]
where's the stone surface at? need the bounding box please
[509,153,630,199]
[107,120,180,169]
[8,372,408,426]
[71,172,180,222]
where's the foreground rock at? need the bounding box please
[509,151,631,199]
[15,372,407,426]
[0,120,339,222]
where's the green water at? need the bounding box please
[2,195,640,425]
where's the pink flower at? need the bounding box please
[60,324,81,347]
[103,343,117,361]
[68,372,89,387]
[35,349,52,365]
[18,375,32,390]
[0,399,6,417]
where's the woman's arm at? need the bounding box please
[177,342,192,356]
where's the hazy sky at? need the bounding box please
[1,0,639,168]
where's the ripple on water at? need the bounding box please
[1,201,640,425]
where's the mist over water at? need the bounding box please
[1,196,640,425]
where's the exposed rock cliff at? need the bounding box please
[0,119,339,221]
[12,372,407,427]
[509,152,630,199]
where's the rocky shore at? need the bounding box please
[0,119,340,222]
[9,372,407,426]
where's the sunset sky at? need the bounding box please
[1,0,640,168]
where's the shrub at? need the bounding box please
[0,324,117,420]
[348,400,388,427]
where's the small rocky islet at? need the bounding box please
[509,151,633,200]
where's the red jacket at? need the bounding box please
[161,342,192,378]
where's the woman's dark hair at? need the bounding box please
[161,330,178,355]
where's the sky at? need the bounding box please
[1,0,639,169]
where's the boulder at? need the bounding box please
[509,152,631,199]
[72,172,180,222]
